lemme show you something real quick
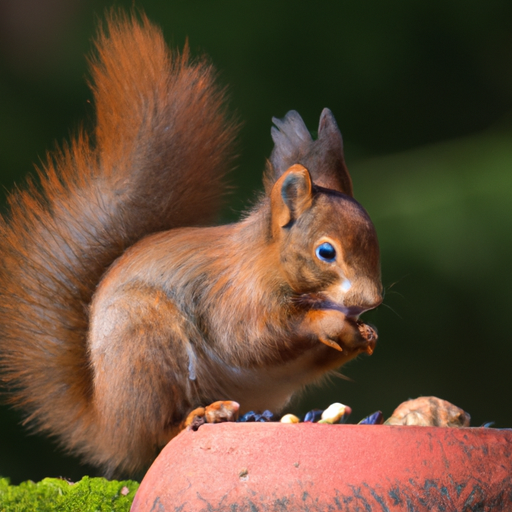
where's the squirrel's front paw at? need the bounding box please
[183,401,240,431]
[311,310,378,355]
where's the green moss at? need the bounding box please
[0,476,139,511]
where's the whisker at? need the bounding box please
[380,302,402,319]
[383,289,406,299]
[382,274,410,298]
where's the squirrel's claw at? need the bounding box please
[182,406,207,431]
[319,337,343,352]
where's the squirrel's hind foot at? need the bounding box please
[182,401,240,431]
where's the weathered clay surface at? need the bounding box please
[131,423,512,511]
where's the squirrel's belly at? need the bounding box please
[210,350,331,414]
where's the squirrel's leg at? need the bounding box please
[88,287,198,474]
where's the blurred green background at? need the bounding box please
[1,0,511,484]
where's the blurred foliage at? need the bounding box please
[0,0,511,484]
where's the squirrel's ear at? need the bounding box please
[315,108,353,196]
[270,164,313,237]
[266,108,353,197]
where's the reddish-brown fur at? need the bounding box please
[0,13,382,476]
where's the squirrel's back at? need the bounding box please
[0,13,235,461]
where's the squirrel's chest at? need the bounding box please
[201,348,329,414]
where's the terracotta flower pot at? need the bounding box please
[131,423,512,511]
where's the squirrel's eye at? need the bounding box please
[315,242,336,263]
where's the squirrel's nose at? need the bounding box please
[345,301,381,319]
[344,291,382,318]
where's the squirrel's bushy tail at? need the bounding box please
[0,13,235,461]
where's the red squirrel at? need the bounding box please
[0,13,382,475]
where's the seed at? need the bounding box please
[303,409,323,422]
[318,403,352,424]
[358,411,384,425]
[238,411,258,422]
[280,413,300,424]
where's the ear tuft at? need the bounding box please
[265,109,353,196]
[270,111,312,176]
